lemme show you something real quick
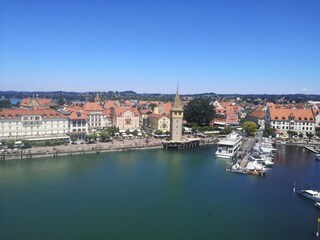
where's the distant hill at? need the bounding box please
[1,91,320,102]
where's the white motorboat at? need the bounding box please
[297,190,320,201]
[315,153,320,161]
[315,202,320,209]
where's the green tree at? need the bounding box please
[306,132,314,141]
[86,133,97,142]
[99,131,111,142]
[242,121,258,136]
[106,126,119,136]
[287,131,298,139]
[57,94,65,105]
[154,130,163,135]
[0,99,12,109]
[220,127,232,135]
[315,127,320,138]
[184,97,215,126]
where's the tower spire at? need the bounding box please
[173,83,182,110]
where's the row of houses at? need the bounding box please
[0,100,173,142]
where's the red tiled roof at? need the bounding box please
[269,108,314,121]
[113,107,139,117]
[104,100,119,109]
[83,102,103,111]
[69,110,88,120]
[247,111,266,119]
[0,109,68,119]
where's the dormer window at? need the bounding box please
[298,117,301,120]
[1,114,4,118]
[310,117,313,121]
[50,114,54,118]
[15,114,20,118]
[8,114,12,118]
[275,116,278,120]
[282,116,285,120]
[304,117,307,120]
[56,114,60,117]
[43,114,47,118]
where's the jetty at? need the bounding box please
[304,145,319,154]
[163,138,200,149]
[228,130,273,177]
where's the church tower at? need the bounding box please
[170,88,184,141]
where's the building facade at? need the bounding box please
[83,102,104,131]
[68,110,89,142]
[265,108,315,136]
[0,109,69,141]
[111,107,140,131]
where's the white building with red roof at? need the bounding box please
[83,102,104,131]
[266,107,315,136]
[0,109,69,141]
[67,110,89,142]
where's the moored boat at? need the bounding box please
[297,190,320,201]
[315,202,320,209]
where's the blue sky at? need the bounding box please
[1,0,319,94]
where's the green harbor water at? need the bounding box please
[1,145,320,240]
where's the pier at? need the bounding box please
[163,138,200,149]
[229,130,269,176]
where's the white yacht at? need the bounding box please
[215,132,243,159]
[297,190,320,201]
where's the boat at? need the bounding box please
[315,153,320,161]
[215,132,242,159]
[297,190,320,201]
[315,202,320,209]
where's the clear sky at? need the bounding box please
[1,0,319,94]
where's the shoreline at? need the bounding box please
[1,138,216,161]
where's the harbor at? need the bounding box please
[1,144,319,240]
[221,130,276,176]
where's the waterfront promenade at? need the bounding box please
[1,136,215,160]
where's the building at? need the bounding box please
[246,110,266,129]
[145,113,170,133]
[68,110,89,142]
[110,107,140,131]
[20,98,58,110]
[265,107,315,137]
[170,89,183,141]
[0,109,69,141]
[83,102,104,131]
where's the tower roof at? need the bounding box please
[173,88,183,110]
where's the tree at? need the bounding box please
[306,132,314,141]
[106,126,119,136]
[220,127,232,135]
[57,94,65,105]
[287,131,298,139]
[0,99,12,109]
[315,127,320,138]
[86,133,97,142]
[242,121,258,136]
[184,97,215,126]
[263,127,276,138]
[154,130,163,135]
[99,131,111,142]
